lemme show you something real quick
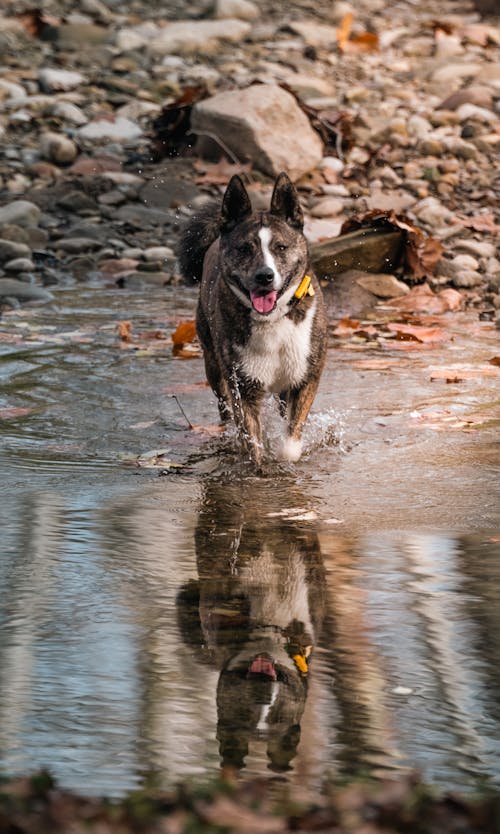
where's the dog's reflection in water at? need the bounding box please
[177,476,326,773]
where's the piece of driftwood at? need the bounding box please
[310,228,404,281]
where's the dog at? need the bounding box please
[178,172,327,463]
[176,476,326,772]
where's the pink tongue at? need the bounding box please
[250,290,277,314]
[248,655,277,679]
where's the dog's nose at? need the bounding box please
[254,267,274,286]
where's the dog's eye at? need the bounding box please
[275,243,288,252]
[237,243,253,256]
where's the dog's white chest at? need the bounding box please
[237,303,316,393]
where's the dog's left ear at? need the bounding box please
[220,175,252,233]
[270,172,304,230]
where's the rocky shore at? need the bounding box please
[0,0,498,313]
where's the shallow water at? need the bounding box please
[0,285,499,796]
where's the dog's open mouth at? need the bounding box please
[250,289,277,315]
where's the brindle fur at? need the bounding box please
[178,173,327,462]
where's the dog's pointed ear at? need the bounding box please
[220,175,252,233]
[270,172,303,230]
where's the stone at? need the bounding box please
[456,239,496,259]
[453,269,483,288]
[434,33,464,59]
[53,237,103,254]
[431,63,482,85]
[0,239,31,262]
[77,117,143,143]
[38,68,87,92]
[148,20,251,56]
[214,0,259,21]
[356,273,409,298]
[0,201,41,228]
[451,254,480,271]
[4,257,35,273]
[50,101,88,126]
[56,191,99,214]
[0,278,53,303]
[443,137,478,160]
[39,132,79,165]
[437,86,493,111]
[0,79,26,101]
[455,103,497,124]
[191,85,323,180]
[143,246,175,261]
[413,196,453,228]
[290,20,338,48]
[310,197,345,217]
[407,114,432,139]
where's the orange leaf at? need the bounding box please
[171,320,197,347]
[387,322,450,343]
[336,12,353,50]
[345,31,379,52]
[117,320,132,342]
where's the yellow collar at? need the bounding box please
[294,274,315,301]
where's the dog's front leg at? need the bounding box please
[231,383,264,464]
[281,381,319,462]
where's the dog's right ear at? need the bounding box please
[220,175,252,233]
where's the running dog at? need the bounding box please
[178,172,327,463]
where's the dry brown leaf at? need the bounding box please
[387,322,449,343]
[385,283,462,314]
[336,12,353,50]
[16,9,58,37]
[171,320,197,347]
[490,357,500,367]
[163,381,211,394]
[345,31,379,52]
[430,365,500,382]
[455,214,500,233]
[117,320,131,342]
[352,358,400,370]
[332,317,361,335]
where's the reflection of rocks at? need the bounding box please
[177,476,326,772]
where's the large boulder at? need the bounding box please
[191,85,323,181]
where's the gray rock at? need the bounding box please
[452,269,484,288]
[50,101,88,126]
[0,201,41,228]
[4,257,35,273]
[289,20,339,47]
[113,204,173,227]
[53,237,103,254]
[0,239,31,263]
[0,278,53,303]
[56,191,99,214]
[149,19,251,56]
[192,85,323,180]
[143,246,175,261]
[77,116,143,143]
[139,178,200,210]
[40,131,79,165]
[214,0,259,20]
[38,68,87,92]
[431,63,482,85]
[455,239,496,259]
[310,197,345,217]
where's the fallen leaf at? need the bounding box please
[384,283,462,314]
[345,31,379,52]
[454,213,500,233]
[190,423,225,436]
[386,322,450,343]
[16,9,58,37]
[332,317,361,335]
[336,12,353,50]
[0,407,32,419]
[117,320,132,342]
[163,381,211,394]
[490,357,500,367]
[171,320,197,347]
[352,358,400,370]
[430,365,500,382]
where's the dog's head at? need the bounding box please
[218,172,309,318]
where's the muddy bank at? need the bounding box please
[1,771,499,834]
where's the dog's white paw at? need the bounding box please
[279,436,303,463]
